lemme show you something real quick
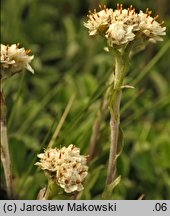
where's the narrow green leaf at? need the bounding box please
[102,176,121,199]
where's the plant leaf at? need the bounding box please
[102,176,121,199]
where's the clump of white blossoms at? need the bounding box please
[0,43,34,80]
[35,144,88,193]
[84,4,166,47]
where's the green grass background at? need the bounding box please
[1,0,170,199]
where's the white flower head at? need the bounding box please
[84,4,166,48]
[113,5,140,31]
[106,22,135,46]
[84,5,114,36]
[138,10,166,43]
[0,43,34,80]
[35,144,88,193]
[35,148,61,172]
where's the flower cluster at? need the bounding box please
[84,4,166,47]
[35,144,88,193]
[0,43,34,80]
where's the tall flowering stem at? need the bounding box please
[84,3,166,188]
[0,90,13,198]
[0,43,34,197]
[106,51,128,184]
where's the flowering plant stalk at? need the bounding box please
[0,90,12,197]
[0,43,34,198]
[84,3,166,188]
[106,50,129,184]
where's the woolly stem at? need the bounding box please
[0,90,13,198]
[106,90,121,184]
[106,52,127,184]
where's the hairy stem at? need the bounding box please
[106,53,126,184]
[43,180,60,200]
[106,90,121,184]
[0,91,13,198]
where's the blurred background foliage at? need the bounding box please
[1,0,170,199]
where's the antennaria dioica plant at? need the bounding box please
[1,1,168,200]
[0,44,34,198]
[84,3,166,197]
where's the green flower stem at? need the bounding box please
[43,180,59,200]
[43,179,69,200]
[106,52,128,184]
[0,90,13,198]
[37,180,66,200]
[43,179,61,200]
[106,90,121,184]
